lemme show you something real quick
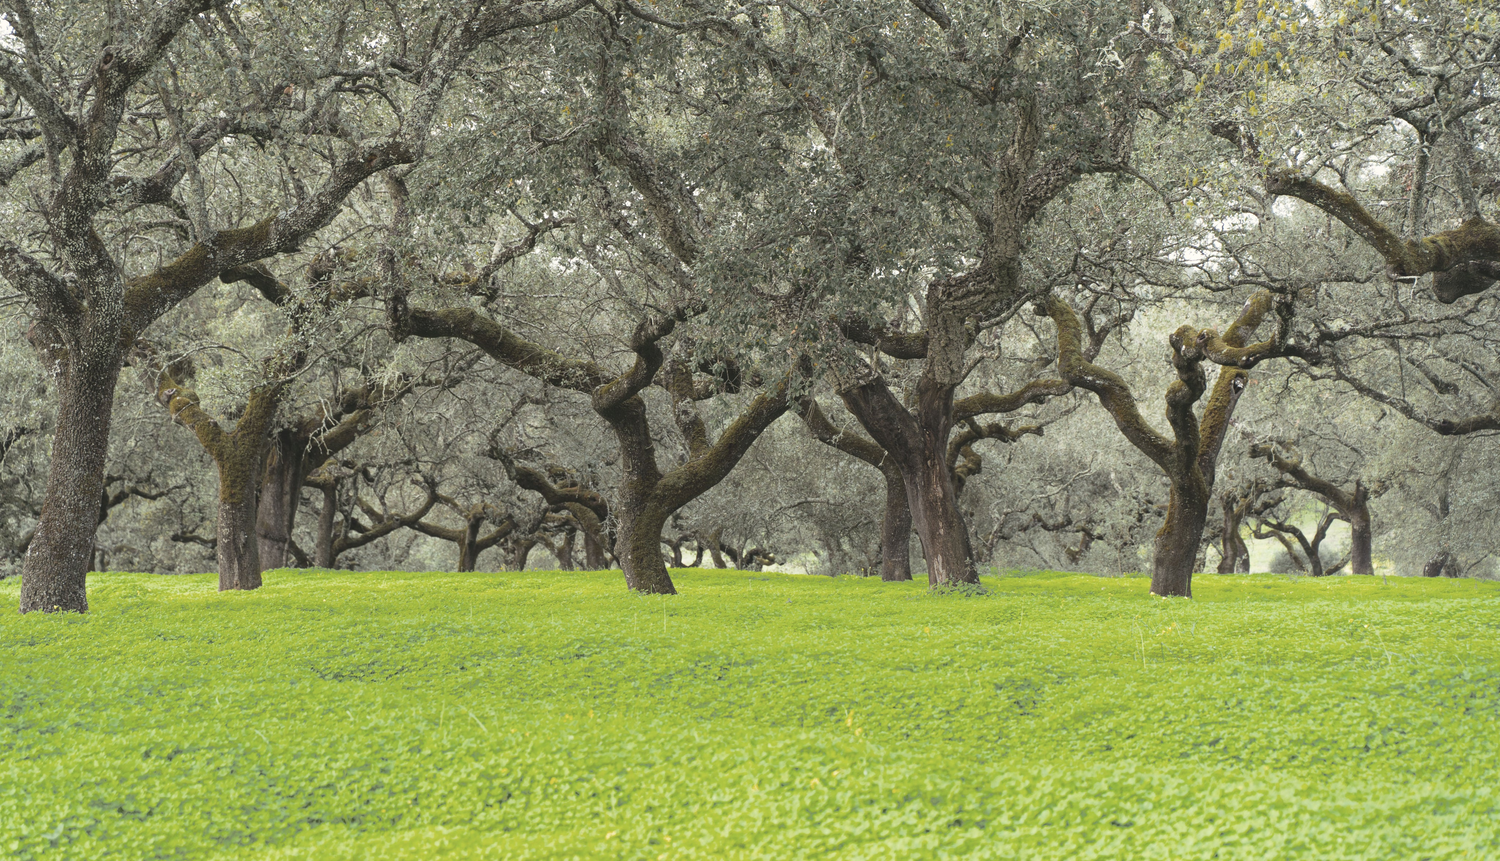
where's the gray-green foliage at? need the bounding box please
[3,0,1499,583]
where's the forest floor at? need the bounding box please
[2,568,1498,860]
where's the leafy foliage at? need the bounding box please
[3,568,1498,858]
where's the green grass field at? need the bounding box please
[3,569,1498,860]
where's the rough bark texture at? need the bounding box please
[876,464,914,581]
[18,343,121,612]
[841,379,974,587]
[216,495,262,591]
[255,432,306,571]
[1156,475,1210,590]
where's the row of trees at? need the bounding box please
[2,0,1497,612]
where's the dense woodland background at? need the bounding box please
[2,0,1499,611]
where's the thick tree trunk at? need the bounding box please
[616,499,674,593]
[842,380,975,587]
[602,397,678,594]
[582,527,607,570]
[906,450,974,586]
[1152,473,1209,598]
[556,528,576,570]
[256,433,306,572]
[877,462,913,581]
[457,518,482,572]
[215,433,269,591]
[217,494,262,591]
[1348,510,1374,576]
[20,344,123,613]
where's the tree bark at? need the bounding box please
[877,461,914,581]
[1153,474,1210,597]
[701,529,726,569]
[217,494,262,591]
[555,528,576,570]
[255,431,306,571]
[511,536,536,571]
[457,516,483,572]
[582,528,612,573]
[598,394,677,592]
[1423,551,1458,578]
[1217,495,1250,574]
[19,341,122,613]
[1348,509,1374,577]
[314,479,337,568]
[1216,484,1266,574]
[841,378,975,587]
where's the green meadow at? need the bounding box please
[2,569,1498,860]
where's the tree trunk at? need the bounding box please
[877,461,914,581]
[1423,551,1457,578]
[256,432,306,572]
[215,433,269,591]
[702,529,726,569]
[664,536,685,568]
[556,528,576,570]
[457,517,482,572]
[1348,510,1374,576]
[602,396,678,594]
[512,537,535,571]
[616,498,674,593]
[1217,496,1250,574]
[1151,473,1209,598]
[906,449,974,586]
[315,481,337,568]
[582,526,607,570]
[842,380,975,587]
[20,344,123,613]
[217,494,262,591]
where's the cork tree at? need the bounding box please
[1249,441,1384,577]
[587,0,1237,585]
[1,0,589,612]
[1042,290,1286,596]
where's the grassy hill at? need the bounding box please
[3,569,1498,859]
